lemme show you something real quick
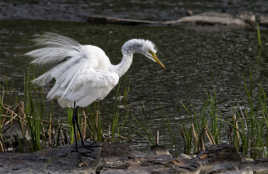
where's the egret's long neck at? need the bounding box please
[113,39,146,77]
[114,53,133,77]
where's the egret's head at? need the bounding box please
[122,39,166,69]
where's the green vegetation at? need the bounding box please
[180,85,268,159]
[257,23,262,48]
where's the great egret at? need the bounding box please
[25,32,165,151]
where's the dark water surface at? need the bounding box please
[87,0,268,20]
[1,0,268,22]
[0,20,268,153]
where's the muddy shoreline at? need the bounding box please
[1,142,268,174]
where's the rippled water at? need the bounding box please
[0,18,268,152]
[88,0,268,20]
[1,0,268,22]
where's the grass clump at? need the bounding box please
[180,82,268,159]
[181,92,222,154]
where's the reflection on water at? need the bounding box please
[0,20,268,153]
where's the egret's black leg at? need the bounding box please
[72,102,99,154]
[74,106,85,146]
[72,106,78,152]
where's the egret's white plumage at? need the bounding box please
[26,32,165,108]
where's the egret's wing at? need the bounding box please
[46,60,119,108]
[25,32,84,65]
[26,32,94,86]
[26,32,118,108]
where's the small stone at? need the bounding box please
[186,10,193,16]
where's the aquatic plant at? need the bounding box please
[256,23,262,48]
[24,69,42,151]
[180,80,268,158]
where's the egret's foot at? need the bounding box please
[71,140,101,156]
[79,142,101,155]
[71,147,79,153]
[81,141,101,158]
[82,140,101,148]
[79,151,98,158]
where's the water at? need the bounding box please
[87,0,268,20]
[0,9,268,153]
[2,0,268,22]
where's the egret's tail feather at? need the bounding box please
[57,98,73,108]
[47,84,60,100]
[32,73,52,86]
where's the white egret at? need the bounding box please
[25,32,165,151]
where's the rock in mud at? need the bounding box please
[166,12,250,27]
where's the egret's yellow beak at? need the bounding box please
[149,51,166,69]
